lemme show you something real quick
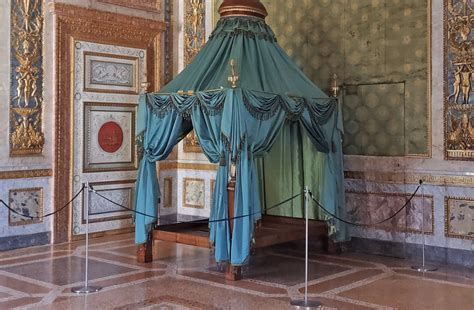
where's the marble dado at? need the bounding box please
[344,171,474,187]
[345,191,434,235]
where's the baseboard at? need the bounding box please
[349,237,474,268]
[0,232,51,251]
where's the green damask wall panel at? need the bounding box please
[343,83,405,156]
[213,0,429,156]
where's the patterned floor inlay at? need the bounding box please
[241,254,350,286]
[303,269,384,294]
[1,256,135,286]
[0,234,471,309]
[340,274,474,310]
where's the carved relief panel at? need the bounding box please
[183,0,206,153]
[9,0,44,156]
[445,0,474,160]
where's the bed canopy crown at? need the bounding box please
[218,0,268,19]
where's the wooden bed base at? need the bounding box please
[137,179,329,280]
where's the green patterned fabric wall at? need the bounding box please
[213,0,429,156]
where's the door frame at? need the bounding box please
[52,3,165,243]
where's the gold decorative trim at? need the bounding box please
[10,0,45,156]
[8,187,44,226]
[0,169,52,180]
[210,178,216,208]
[346,190,434,235]
[344,171,474,187]
[183,177,205,209]
[163,177,173,208]
[158,161,218,173]
[97,0,161,13]
[443,0,474,161]
[445,196,474,240]
[52,3,165,243]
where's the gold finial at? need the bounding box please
[140,81,151,93]
[228,59,239,89]
[331,73,341,97]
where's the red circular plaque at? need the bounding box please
[98,121,123,153]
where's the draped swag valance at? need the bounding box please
[135,15,347,265]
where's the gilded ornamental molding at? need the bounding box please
[345,171,474,187]
[0,169,53,180]
[97,0,161,13]
[10,0,45,156]
[183,0,206,153]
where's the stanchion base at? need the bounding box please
[411,265,438,272]
[290,300,322,309]
[71,286,102,294]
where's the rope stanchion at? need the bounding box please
[411,181,437,272]
[71,182,102,294]
[290,186,322,309]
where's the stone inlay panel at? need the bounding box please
[8,188,43,226]
[183,178,205,209]
[346,191,434,234]
[445,197,474,240]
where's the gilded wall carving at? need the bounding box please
[213,0,430,156]
[445,0,474,160]
[164,0,174,84]
[10,0,45,156]
[183,0,206,152]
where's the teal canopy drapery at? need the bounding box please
[135,16,347,265]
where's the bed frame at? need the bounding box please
[137,178,330,280]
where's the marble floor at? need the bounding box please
[0,234,473,309]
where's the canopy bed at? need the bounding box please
[134,0,347,280]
